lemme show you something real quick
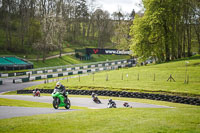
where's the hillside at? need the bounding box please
[27,55,200,97]
[31,54,130,68]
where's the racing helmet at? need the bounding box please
[56,82,61,88]
[109,99,112,102]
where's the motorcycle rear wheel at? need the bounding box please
[98,100,101,104]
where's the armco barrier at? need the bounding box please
[13,59,135,83]
[22,78,29,82]
[1,59,135,77]
[17,89,200,106]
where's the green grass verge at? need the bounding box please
[0,99,199,133]
[0,98,88,110]
[0,98,52,108]
[32,54,130,68]
[25,55,200,97]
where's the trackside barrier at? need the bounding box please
[13,60,134,83]
[17,89,200,106]
[13,79,22,83]
[0,80,2,85]
[1,59,136,77]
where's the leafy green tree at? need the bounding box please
[112,21,131,50]
[130,0,199,62]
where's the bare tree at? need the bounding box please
[37,0,57,62]
[55,0,66,57]
[86,0,97,40]
[94,9,112,48]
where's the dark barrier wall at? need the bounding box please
[86,48,131,55]
[17,89,200,106]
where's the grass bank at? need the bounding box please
[0,98,52,108]
[0,54,130,73]
[26,55,200,97]
[0,99,199,133]
[32,54,130,68]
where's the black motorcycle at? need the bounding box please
[92,95,101,104]
[123,102,132,108]
[107,101,117,108]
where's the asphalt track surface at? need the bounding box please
[0,74,87,93]
[0,79,44,93]
[0,72,171,120]
[0,95,171,119]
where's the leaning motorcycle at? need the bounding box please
[123,102,132,108]
[33,90,40,97]
[92,96,101,104]
[51,89,70,109]
[107,102,117,108]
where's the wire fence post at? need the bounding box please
[106,73,108,81]
[187,74,189,84]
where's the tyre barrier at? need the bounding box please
[17,89,200,106]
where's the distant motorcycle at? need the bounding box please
[92,96,101,104]
[91,93,101,104]
[123,102,132,108]
[107,99,117,108]
[33,90,40,97]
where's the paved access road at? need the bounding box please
[0,95,171,119]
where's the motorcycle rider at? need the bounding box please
[108,99,116,107]
[123,102,132,108]
[91,92,101,103]
[108,99,113,103]
[33,88,40,97]
[55,82,67,100]
[91,92,96,99]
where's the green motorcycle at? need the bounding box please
[52,89,71,109]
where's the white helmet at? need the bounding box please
[56,82,61,88]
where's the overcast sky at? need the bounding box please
[95,0,143,14]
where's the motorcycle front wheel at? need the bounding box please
[53,98,59,109]
[65,98,71,109]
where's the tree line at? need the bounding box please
[0,0,134,62]
[1,0,199,63]
[130,0,200,62]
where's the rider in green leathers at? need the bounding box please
[55,82,67,99]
